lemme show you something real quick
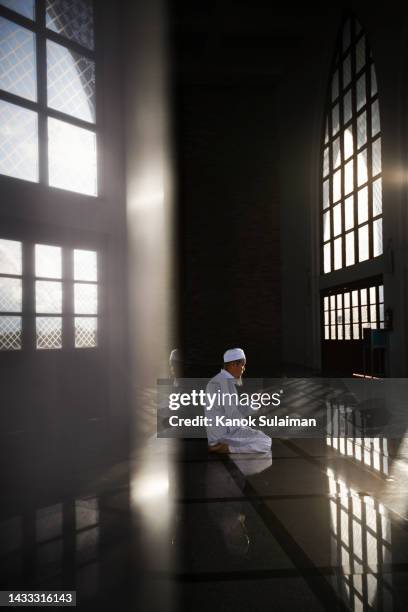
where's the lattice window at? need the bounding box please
[48,117,96,195]
[34,243,99,350]
[35,243,62,279]
[0,0,97,195]
[0,238,22,350]
[35,243,62,349]
[74,248,97,281]
[0,238,99,351]
[75,316,96,348]
[0,16,36,100]
[321,16,382,273]
[0,98,38,182]
[74,249,97,348]
[0,315,21,350]
[46,0,94,50]
[36,315,62,349]
[323,282,384,341]
[47,39,95,121]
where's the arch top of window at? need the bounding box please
[327,17,378,107]
[320,15,383,275]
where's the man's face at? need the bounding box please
[229,359,246,379]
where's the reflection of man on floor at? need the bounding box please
[169,348,182,386]
[206,348,272,454]
[158,349,183,432]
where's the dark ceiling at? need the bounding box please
[167,1,340,86]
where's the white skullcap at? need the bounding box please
[223,348,246,363]
[169,349,181,362]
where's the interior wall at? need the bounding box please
[277,11,340,373]
[176,84,281,377]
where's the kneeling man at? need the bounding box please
[205,348,272,454]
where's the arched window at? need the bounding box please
[321,16,382,274]
[320,17,386,377]
[0,0,97,196]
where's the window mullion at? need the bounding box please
[339,63,345,270]
[22,241,35,349]
[62,247,74,349]
[0,5,36,28]
[328,106,333,273]
[350,25,358,266]
[358,286,362,340]
[366,57,374,260]
[36,0,48,186]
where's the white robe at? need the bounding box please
[205,369,272,453]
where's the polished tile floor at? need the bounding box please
[176,437,408,611]
[2,431,408,610]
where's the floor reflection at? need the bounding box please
[327,468,393,611]
[324,398,408,610]
[3,393,408,611]
[0,464,131,609]
[0,498,101,591]
[177,429,408,611]
[204,454,272,562]
[327,401,390,475]
[130,436,178,611]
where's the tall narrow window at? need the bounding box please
[0,238,22,350]
[35,243,63,349]
[0,0,97,195]
[321,16,382,273]
[74,248,98,348]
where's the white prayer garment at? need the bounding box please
[205,369,272,453]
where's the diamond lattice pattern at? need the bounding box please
[0,277,22,312]
[75,317,96,347]
[36,316,62,349]
[0,17,36,101]
[0,100,38,182]
[47,40,95,122]
[0,316,21,350]
[46,0,94,50]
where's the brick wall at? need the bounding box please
[175,83,281,377]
